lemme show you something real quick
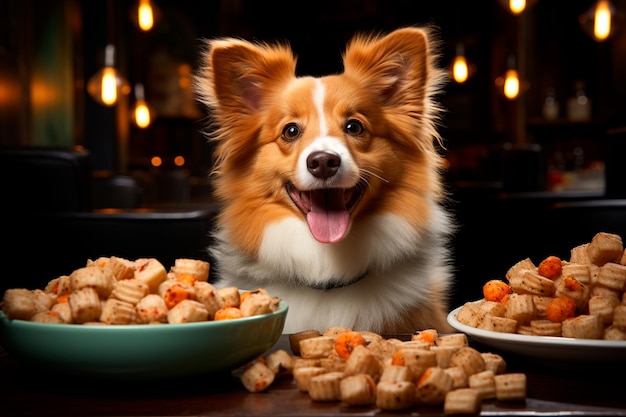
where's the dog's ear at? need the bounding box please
[342,27,443,109]
[195,38,297,113]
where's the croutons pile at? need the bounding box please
[457,231,626,340]
[240,327,526,414]
[1,256,281,325]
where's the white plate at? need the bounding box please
[447,306,626,363]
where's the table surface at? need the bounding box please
[1,334,625,417]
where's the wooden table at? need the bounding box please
[1,335,625,416]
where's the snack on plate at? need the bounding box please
[169,258,210,282]
[240,327,527,415]
[1,257,281,325]
[100,298,136,324]
[456,232,626,340]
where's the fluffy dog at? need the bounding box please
[194,27,454,334]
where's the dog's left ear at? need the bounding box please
[342,27,440,108]
[195,38,297,113]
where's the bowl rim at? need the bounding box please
[0,299,288,332]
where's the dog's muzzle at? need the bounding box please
[286,151,365,244]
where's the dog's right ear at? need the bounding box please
[194,38,297,113]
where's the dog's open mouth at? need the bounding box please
[286,182,365,244]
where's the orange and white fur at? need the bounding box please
[194,27,454,334]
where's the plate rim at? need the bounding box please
[447,305,626,350]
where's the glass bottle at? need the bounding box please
[542,88,559,121]
[567,81,591,122]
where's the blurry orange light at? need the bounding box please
[101,67,118,106]
[134,100,151,128]
[594,0,612,40]
[151,156,162,167]
[138,0,154,31]
[453,55,469,84]
[504,69,520,100]
[174,156,185,166]
[509,0,526,14]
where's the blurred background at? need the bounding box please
[2,0,625,194]
[1,0,626,304]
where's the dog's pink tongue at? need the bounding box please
[306,189,349,243]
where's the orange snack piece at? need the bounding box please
[413,329,438,344]
[563,276,583,292]
[546,296,576,323]
[240,291,252,303]
[482,280,512,304]
[214,306,244,321]
[334,331,367,359]
[56,294,70,304]
[537,256,562,280]
[390,350,406,366]
[163,283,191,309]
[176,273,196,286]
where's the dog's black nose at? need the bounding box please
[307,151,341,179]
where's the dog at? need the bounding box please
[194,27,454,334]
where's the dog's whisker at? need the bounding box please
[360,168,389,184]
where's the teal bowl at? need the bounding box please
[0,300,287,380]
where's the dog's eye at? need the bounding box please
[282,123,302,142]
[345,119,364,136]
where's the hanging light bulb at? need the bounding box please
[452,44,469,84]
[496,55,520,100]
[453,55,468,83]
[509,0,526,14]
[594,0,612,40]
[580,0,617,41]
[130,0,160,31]
[87,45,130,106]
[133,83,152,128]
[498,0,535,14]
[137,0,154,31]
[503,69,520,100]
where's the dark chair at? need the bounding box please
[0,207,219,292]
[0,146,92,213]
[152,169,191,203]
[604,127,626,198]
[539,199,626,260]
[92,172,143,208]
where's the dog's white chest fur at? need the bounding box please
[213,209,451,333]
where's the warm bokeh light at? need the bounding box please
[87,45,130,106]
[151,156,162,167]
[133,83,151,128]
[504,69,520,100]
[30,76,59,107]
[174,155,185,166]
[138,0,154,31]
[594,0,612,41]
[134,100,151,128]
[101,67,118,106]
[453,55,469,84]
[178,64,193,89]
[509,0,526,14]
